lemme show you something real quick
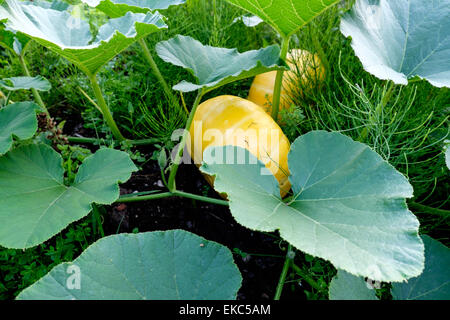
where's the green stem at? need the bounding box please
[167,89,204,191]
[67,136,161,146]
[173,190,227,206]
[310,23,330,73]
[88,74,125,141]
[92,204,105,238]
[408,201,450,218]
[131,138,163,146]
[67,136,110,145]
[274,244,292,300]
[271,36,290,122]
[138,38,180,108]
[116,190,229,206]
[160,166,168,188]
[378,80,396,115]
[118,192,174,202]
[18,55,49,116]
[290,263,323,292]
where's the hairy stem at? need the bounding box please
[290,262,323,292]
[18,55,49,116]
[139,38,181,109]
[67,136,161,146]
[271,36,290,122]
[91,204,105,238]
[167,89,204,191]
[274,244,292,300]
[117,190,229,206]
[88,74,125,141]
[310,22,330,73]
[408,201,450,218]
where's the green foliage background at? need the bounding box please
[0,0,448,299]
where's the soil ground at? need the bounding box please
[64,113,307,300]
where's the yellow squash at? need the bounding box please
[248,49,325,119]
[188,95,291,198]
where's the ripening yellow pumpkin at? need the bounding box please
[188,95,291,198]
[248,49,325,119]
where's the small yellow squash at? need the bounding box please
[188,95,291,197]
[248,49,325,119]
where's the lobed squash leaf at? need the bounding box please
[156,35,287,93]
[329,269,378,300]
[340,0,450,88]
[0,144,138,249]
[200,131,424,282]
[0,76,51,91]
[0,0,167,76]
[82,0,186,17]
[0,101,38,155]
[391,235,450,300]
[17,229,242,300]
[225,0,341,38]
[329,236,450,300]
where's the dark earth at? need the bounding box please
[61,111,310,301]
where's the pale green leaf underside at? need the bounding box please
[0,0,167,76]
[17,230,242,300]
[341,0,450,88]
[156,35,287,92]
[391,235,450,300]
[329,270,378,300]
[200,131,424,282]
[0,76,51,91]
[0,101,38,155]
[233,15,264,28]
[22,0,69,11]
[82,0,186,18]
[225,0,341,38]
[0,144,138,249]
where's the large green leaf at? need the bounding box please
[329,270,378,300]
[17,229,242,300]
[0,144,138,249]
[82,0,186,18]
[0,0,167,76]
[391,235,450,300]
[200,131,424,282]
[225,0,341,38]
[330,236,450,300]
[22,0,69,11]
[156,35,287,93]
[340,0,450,88]
[0,76,51,91]
[0,101,38,155]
